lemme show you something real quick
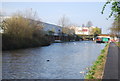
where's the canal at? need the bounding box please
[2,41,105,79]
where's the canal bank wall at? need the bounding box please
[85,43,109,79]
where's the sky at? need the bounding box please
[1,2,114,34]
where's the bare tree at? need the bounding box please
[109,17,120,37]
[58,15,75,35]
[13,8,40,21]
[58,15,70,28]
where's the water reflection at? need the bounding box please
[3,41,105,79]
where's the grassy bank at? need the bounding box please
[115,42,120,47]
[85,43,109,80]
[2,34,51,51]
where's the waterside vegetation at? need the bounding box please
[85,43,109,80]
[2,11,51,50]
[1,10,81,50]
[115,42,120,47]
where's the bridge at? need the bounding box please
[77,35,94,40]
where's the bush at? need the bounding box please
[91,65,97,70]
[85,74,95,79]
[2,13,51,50]
[88,70,95,75]
[98,55,104,60]
[2,16,35,39]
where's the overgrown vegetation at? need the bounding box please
[85,44,109,80]
[115,42,120,47]
[1,10,51,50]
[58,15,75,36]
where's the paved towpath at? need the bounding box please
[103,43,119,80]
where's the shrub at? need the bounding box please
[101,49,105,54]
[91,65,97,70]
[98,55,103,60]
[85,74,95,79]
[1,10,51,50]
[2,16,35,39]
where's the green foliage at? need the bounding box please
[95,60,102,65]
[98,55,104,60]
[105,44,108,47]
[91,65,97,70]
[101,49,105,54]
[102,1,120,37]
[102,0,120,37]
[88,70,95,75]
[85,44,109,79]
[102,0,120,19]
[85,73,95,79]
[90,27,101,36]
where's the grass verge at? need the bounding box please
[114,42,120,47]
[85,43,109,80]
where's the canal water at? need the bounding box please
[2,41,105,79]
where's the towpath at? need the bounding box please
[103,43,119,81]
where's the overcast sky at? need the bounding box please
[1,2,114,34]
